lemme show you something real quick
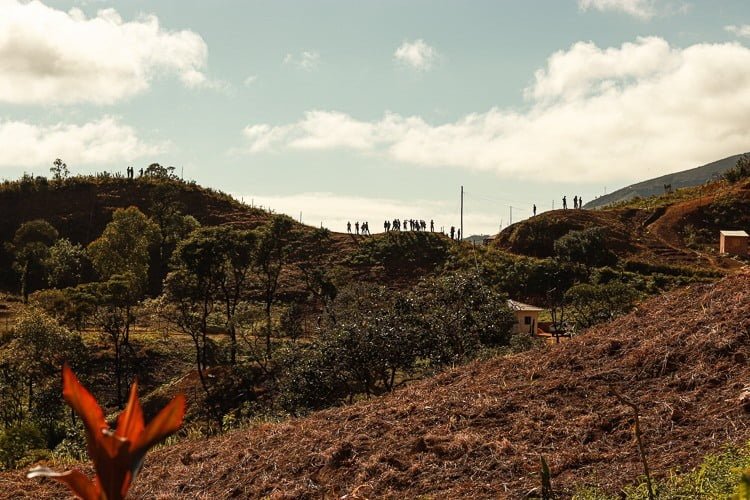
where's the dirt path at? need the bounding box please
[646,187,746,271]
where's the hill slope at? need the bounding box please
[7,271,750,498]
[494,176,750,272]
[584,153,745,209]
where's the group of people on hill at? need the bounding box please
[384,218,433,232]
[562,195,584,210]
[125,166,143,179]
[347,218,466,240]
[347,221,371,235]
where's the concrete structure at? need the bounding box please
[507,299,544,335]
[719,230,749,256]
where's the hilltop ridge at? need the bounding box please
[584,153,746,209]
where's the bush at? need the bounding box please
[0,421,45,469]
[554,227,618,267]
[565,282,639,329]
[724,155,750,184]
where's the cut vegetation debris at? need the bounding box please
[5,270,750,498]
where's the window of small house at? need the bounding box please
[524,316,531,325]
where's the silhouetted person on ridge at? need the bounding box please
[573,196,578,209]
[562,196,567,210]
[450,226,455,240]
[533,204,537,216]
[430,219,434,232]
[347,221,351,233]
[457,229,461,241]
[139,168,143,177]
[355,221,359,235]
[578,196,583,208]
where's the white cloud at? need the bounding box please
[578,0,656,18]
[726,25,750,38]
[0,0,212,104]
[0,117,165,168]
[239,37,750,184]
[234,192,502,235]
[283,51,320,71]
[394,39,439,70]
[243,75,258,86]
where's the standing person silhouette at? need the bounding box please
[430,219,434,232]
[578,196,583,208]
[355,221,359,235]
[533,204,537,216]
[573,196,578,209]
[347,221,351,233]
[562,196,567,210]
[450,226,455,240]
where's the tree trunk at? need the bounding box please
[114,339,122,408]
[21,259,29,304]
[264,301,272,361]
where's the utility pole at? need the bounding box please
[509,206,512,225]
[299,211,302,223]
[460,185,464,240]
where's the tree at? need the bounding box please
[565,282,639,330]
[87,207,159,292]
[143,163,177,179]
[163,227,225,393]
[9,220,59,303]
[44,239,88,288]
[254,215,295,361]
[297,227,338,325]
[212,226,257,365]
[88,278,140,407]
[554,227,617,269]
[724,154,750,184]
[412,271,516,365]
[146,183,199,293]
[0,309,86,430]
[50,158,69,181]
[87,207,158,351]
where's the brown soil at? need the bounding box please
[7,270,750,498]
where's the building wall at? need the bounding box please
[720,235,749,255]
[513,310,540,335]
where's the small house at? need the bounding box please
[507,299,544,335]
[719,230,749,256]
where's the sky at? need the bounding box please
[2,0,750,235]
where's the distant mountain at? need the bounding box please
[584,153,746,208]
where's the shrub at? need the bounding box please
[554,227,618,267]
[0,421,45,469]
[724,155,750,184]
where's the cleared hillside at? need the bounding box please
[6,270,750,498]
[584,153,745,209]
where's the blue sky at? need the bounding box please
[2,0,750,234]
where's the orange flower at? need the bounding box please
[28,364,186,500]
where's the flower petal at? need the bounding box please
[27,466,101,500]
[132,394,185,465]
[62,364,106,439]
[115,380,145,442]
